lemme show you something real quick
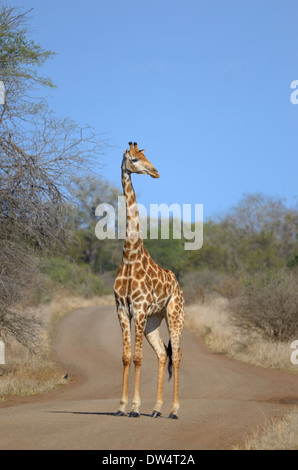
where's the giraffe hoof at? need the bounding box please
[168,413,179,420]
[129,411,140,418]
[115,410,128,417]
[151,410,162,418]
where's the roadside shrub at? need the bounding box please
[212,276,240,299]
[181,269,225,304]
[42,257,108,298]
[287,254,298,269]
[229,270,298,341]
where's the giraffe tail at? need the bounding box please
[165,340,173,381]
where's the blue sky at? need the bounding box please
[16,0,298,219]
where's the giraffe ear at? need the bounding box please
[139,149,145,154]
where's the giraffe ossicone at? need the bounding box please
[113,142,184,419]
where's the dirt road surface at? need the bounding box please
[0,305,297,450]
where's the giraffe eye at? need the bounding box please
[131,158,138,163]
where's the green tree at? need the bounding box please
[184,194,298,276]
[0,6,55,126]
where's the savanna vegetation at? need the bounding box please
[1,7,298,448]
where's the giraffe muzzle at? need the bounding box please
[148,167,159,179]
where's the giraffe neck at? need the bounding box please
[121,165,143,263]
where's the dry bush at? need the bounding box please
[212,276,240,299]
[182,280,206,304]
[185,298,298,371]
[0,310,44,352]
[0,101,102,351]
[229,270,298,342]
[181,269,226,304]
[181,270,241,304]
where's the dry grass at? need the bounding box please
[31,292,115,325]
[235,411,298,450]
[185,297,298,373]
[229,270,298,342]
[0,341,65,397]
[0,293,115,399]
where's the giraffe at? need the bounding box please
[113,142,184,419]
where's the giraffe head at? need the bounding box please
[123,142,159,179]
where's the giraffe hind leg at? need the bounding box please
[168,333,182,419]
[166,297,184,419]
[145,315,168,417]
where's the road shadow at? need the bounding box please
[47,410,166,418]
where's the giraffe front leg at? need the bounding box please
[130,312,146,418]
[116,307,131,417]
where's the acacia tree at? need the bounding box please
[0,6,104,349]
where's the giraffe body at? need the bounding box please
[113,143,184,419]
